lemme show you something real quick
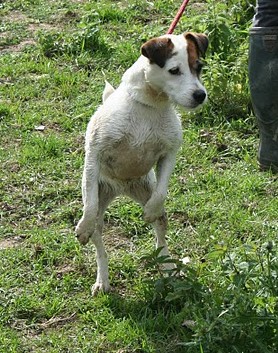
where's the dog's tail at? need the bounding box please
[102,80,115,103]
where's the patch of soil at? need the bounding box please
[27,22,61,34]
[5,10,29,23]
[55,264,75,278]
[1,10,61,53]
[38,312,77,330]
[104,225,133,251]
[0,40,36,53]
[0,236,24,250]
[0,31,9,39]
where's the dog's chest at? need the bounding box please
[100,115,180,180]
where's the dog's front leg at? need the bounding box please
[76,149,99,245]
[144,152,176,223]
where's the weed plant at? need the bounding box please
[142,242,277,352]
[0,0,277,352]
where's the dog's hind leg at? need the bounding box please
[91,183,117,296]
[152,212,176,270]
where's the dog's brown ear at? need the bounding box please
[184,32,208,57]
[141,37,174,68]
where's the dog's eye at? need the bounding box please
[168,67,181,75]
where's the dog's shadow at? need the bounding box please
[98,289,194,353]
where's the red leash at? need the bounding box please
[167,0,190,34]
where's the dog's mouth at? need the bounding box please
[169,89,207,110]
[173,98,207,111]
[185,99,207,110]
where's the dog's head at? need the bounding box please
[141,32,208,110]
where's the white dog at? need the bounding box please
[76,32,208,295]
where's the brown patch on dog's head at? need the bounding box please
[184,32,208,74]
[141,37,174,68]
[184,32,208,58]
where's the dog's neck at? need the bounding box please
[121,56,170,109]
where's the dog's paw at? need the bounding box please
[75,218,94,245]
[143,192,165,223]
[143,206,164,223]
[143,197,164,223]
[91,281,111,296]
[143,210,161,223]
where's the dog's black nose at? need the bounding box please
[193,89,206,104]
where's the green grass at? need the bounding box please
[0,0,277,352]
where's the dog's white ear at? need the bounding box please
[102,80,115,103]
[184,32,208,57]
[141,37,174,68]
